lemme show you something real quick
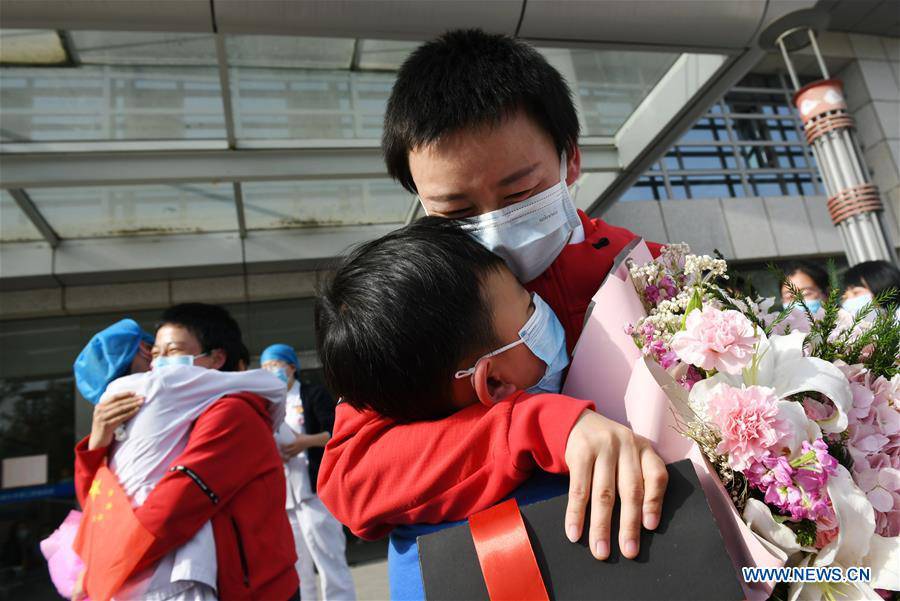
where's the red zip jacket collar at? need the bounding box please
[524,210,662,356]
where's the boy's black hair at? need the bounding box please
[843,260,900,304]
[158,303,244,372]
[315,217,507,422]
[383,29,580,194]
[783,260,830,296]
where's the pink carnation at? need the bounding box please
[707,384,787,471]
[671,307,758,374]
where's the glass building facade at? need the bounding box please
[621,73,824,202]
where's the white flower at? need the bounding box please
[684,254,728,278]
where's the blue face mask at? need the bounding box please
[842,293,873,315]
[151,352,206,370]
[455,293,569,398]
[804,298,823,314]
[266,366,290,384]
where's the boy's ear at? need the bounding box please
[473,358,517,407]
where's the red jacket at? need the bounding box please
[318,214,659,539]
[75,393,299,601]
[318,392,593,540]
[528,211,662,356]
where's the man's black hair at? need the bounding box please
[843,260,900,304]
[783,260,830,296]
[315,217,506,422]
[383,29,580,194]
[158,303,244,372]
[237,342,251,370]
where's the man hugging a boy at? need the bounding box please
[316,29,669,599]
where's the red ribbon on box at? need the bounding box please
[468,498,549,601]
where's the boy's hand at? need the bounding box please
[564,409,668,561]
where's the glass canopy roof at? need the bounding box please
[0,29,680,243]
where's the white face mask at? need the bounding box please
[841,293,873,316]
[456,153,581,283]
[151,352,207,370]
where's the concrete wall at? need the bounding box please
[601,195,851,260]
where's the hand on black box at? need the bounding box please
[418,459,744,601]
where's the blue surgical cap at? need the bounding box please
[260,343,300,371]
[73,318,154,405]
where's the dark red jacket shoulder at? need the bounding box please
[525,211,662,355]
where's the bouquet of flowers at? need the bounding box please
[626,243,900,601]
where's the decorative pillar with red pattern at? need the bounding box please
[777,28,896,265]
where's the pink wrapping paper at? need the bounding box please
[563,239,784,601]
[40,509,88,600]
[564,240,650,426]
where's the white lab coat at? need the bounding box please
[276,381,356,601]
[102,365,286,601]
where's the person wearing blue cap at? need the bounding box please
[73,318,155,405]
[262,343,356,601]
[70,304,299,601]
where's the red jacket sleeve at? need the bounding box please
[126,395,278,575]
[74,438,109,508]
[317,393,593,540]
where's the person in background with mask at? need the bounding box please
[42,319,155,599]
[73,318,154,405]
[780,260,830,314]
[261,343,356,601]
[320,31,670,596]
[842,260,900,314]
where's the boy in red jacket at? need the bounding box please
[316,218,668,598]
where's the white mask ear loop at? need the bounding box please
[454,338,526,380]
[416,196,430,217]
[560,150,568,183]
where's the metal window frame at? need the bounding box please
[627,73,822,202]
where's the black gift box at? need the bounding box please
[418,459,743,600]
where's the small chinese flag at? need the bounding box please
[73,466,155,601]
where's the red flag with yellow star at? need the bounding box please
[73,466,155,601]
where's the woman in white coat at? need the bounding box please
[261,344,356,601]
